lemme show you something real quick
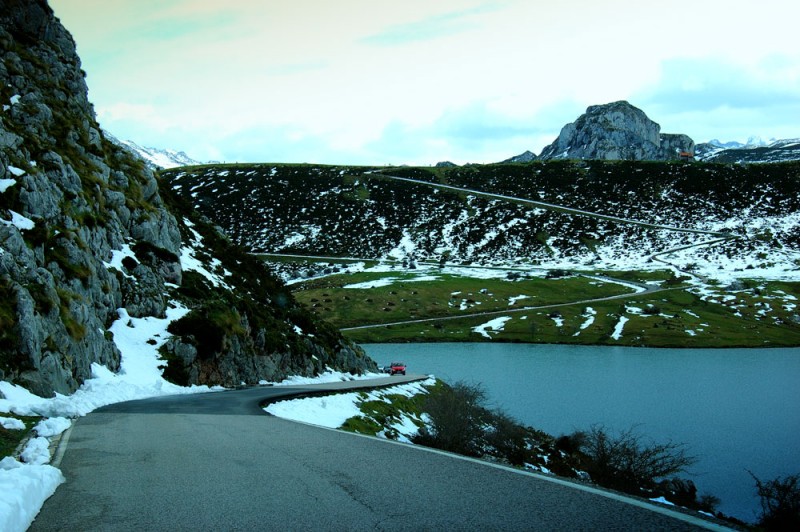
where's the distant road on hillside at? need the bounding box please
[339,274,675,332]
[369,171,736,237]
[32,377,728,531]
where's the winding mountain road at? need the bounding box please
[368,171,737,237]
[32,377,730,531]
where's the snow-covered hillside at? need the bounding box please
[103,132,202,169]
[119,139,202,169]
[695,137,800,163]
[162,161,800,283]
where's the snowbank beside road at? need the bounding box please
[265,379,436,443]
[0,299,383,531]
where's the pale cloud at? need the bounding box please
[360,1,505,46]
[634,56,800,141]
[51,0,800,164]
[97,102,174,132]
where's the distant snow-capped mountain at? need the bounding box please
[688,137,776,151]
[695,137,800,163]
[104,131,203,169]
[119,139,202,169]
[707,139,745,150]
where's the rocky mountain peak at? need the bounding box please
[538,100,694,161]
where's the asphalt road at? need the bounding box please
[32,376,731,531]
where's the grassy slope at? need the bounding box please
[290,268,800,347]
[293,271,629,328]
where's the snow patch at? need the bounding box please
[1,211,35,231]
[611,316,629,340]
[508,295,530,306]
[265,379,435,442]
[265,394,362,428]
[573,307,597,336]
[103,244,137,278]
[343,274,439,289]
[256,368,387,388]
[0,417,25,430]
[649,496,676,506]
[33,418,71,438]
[180,219,230,289]
[20,438,50,466]
[472,316,512,338]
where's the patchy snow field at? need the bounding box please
[265,378,435,443]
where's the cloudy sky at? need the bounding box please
[50,0,799,165]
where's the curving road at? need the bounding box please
[31,376,731,531]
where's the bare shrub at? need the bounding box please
[750,471,800,531]
[577,425,696,494]
[413,381,490,457]
[485,411,529,466]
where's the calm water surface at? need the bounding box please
[363,343,800,523]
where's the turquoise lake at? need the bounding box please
[363,343,800,523]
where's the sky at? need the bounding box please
[49,0,800,166]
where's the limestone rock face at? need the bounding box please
[0,0,375,396]
[538,101,694,161]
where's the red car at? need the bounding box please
[389,362,406,375]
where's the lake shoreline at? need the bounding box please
[362,343,800,523]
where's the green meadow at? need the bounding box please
[289,267,800,348]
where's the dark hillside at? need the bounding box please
[156,181,375,385]
[385,161,800,225]
[162,161,800,277]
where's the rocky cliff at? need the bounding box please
[538,101,694,161]
[0,0,374,397]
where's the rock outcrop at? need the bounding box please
[502,150,536,164]
[538,101,694,161]
[0,0,374,397]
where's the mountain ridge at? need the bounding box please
[695,137,800,163]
